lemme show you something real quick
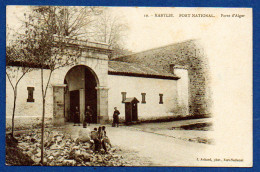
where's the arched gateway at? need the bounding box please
[64,65,99,123]
[51,37,112,126]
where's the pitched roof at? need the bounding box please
[113,39,195,62]
[6,47,51,69]
[108,61,180,80]
[110,40,194,79]
[123,97,140,103]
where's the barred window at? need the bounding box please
[27,87,35,102]
[159,94,163,104]
[141,93,146,104]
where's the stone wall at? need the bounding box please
[115,39,212,116]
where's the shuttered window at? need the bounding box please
[141,93,146,104]
[159,94,163,104]
[27,87,35,102]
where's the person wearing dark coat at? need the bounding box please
[74,106,80,126]
[113,107,120,127]
[84,106,93,127]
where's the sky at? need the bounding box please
[6,6,218,53]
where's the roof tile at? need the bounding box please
[108,61,179,78]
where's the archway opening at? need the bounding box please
[64,65,99,123]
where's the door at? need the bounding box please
[85,68,98,123]
[125,103,132,123]
[132,103,138,121]
[70,90,80,122]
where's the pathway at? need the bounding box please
[64,121,212,166]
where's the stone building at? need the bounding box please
[114,39,212,117]
[6,37,210,125]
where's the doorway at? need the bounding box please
[85,68,97,123]
[69,90,79,122]
[132,103,138,121]
[64,65,99,123]
[124,97,139,124]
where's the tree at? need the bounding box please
[29,6,103,38]
[6,24,36,137]
[9,5,127,165]
[18,6,100,165]
[110,44,133,59]
[6,45,33,137]
[89,9,130,59]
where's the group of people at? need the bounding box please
[75,106,121,153]
[73,106,93,127]
[73,106,121,127]
[77,125,112,153]
[90,126,112,152]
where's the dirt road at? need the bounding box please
[65,123,211,166]
[105,126,210,166]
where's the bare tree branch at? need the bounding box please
[6,72,15,92]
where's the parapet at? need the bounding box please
[53,35,113,54]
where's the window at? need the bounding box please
[121,92,126,103]
[27,87,35,102]
[141,93,146,104]
[159,94,163,104]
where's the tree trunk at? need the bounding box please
[40,68,45,165]
[7,68,31,138]
[40,98,45,165]
[11,90,17,137]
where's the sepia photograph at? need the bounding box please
[5,6,252,167]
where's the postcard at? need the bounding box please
[5,6,252,167]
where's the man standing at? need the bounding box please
[113,107,120,127]
[84,106,93,127]
[74,106,80,126]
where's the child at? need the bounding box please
[90,128,100,152]
[102,126,112,149]
[98,126,107,152]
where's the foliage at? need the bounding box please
[6,6,131,164]
[20,8,81,71]
[6,38,35,137]
[17,6,93,165]
[110,44,133,59]
[29,6,103,38]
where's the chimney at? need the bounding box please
[169,64,175,74]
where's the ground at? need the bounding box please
[7,118,213,166]
[100,119,213,166]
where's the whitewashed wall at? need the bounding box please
[6,67,54,119]
[107,75,179,120]
[6,66,189,123]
